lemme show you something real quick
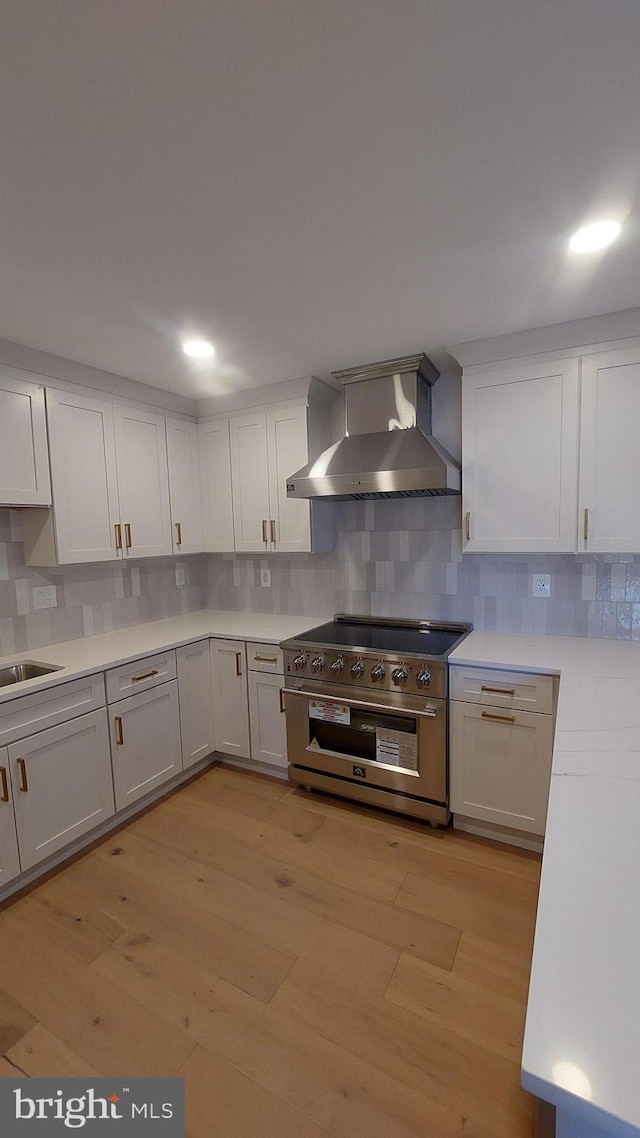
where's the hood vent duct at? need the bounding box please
[286,353,461,501]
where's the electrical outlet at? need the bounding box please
[260,568,271,588]
[32,585,57,610]
[532,573,551,598]
[175,566,186,589]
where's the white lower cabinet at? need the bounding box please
[8,710,115,872]
[248,670,287,770]
[110,681,182,811]
[0,746,21,885]
[176,640,215,769]
[449,699,554,837]
[210,639,251,758]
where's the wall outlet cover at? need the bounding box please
[532,573,551,598]
[260,568,271,588]
[32,585,57,610]
[175,566,187,589]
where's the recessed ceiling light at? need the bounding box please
[568,219,621,254]
[182,338,215,359]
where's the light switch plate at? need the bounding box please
[260,568,271,588]
[175,566,186,589]
[532,573,551,598]
[32,585,57,609]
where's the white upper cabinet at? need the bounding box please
[113,405,173,558]
[199,418,235,553]
[0,371,51,506]
[166,418,203,555]
[227,400,333,554]
[41,389,121,563]
[462,358,580,553]
[267,404,312,553]
[578,349,640,553]
[229,411,272,552]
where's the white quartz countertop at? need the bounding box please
[450,631,640,1136]
[0,610,330,704]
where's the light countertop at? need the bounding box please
[450,631,640,1137]
[0,610,330,704]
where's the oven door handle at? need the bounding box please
[282,688,439,718]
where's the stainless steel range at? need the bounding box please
[280,614,471,825]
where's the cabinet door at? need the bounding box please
[166,418,203,555]
[248,671,287,769]
[177,640,215,769]
[266,404,311,553]
[0,372,50,506]
[229,413,272,552]
[462,359,579,552]
[449,701,553,835]
[9,710,115,871]
[110,681,182,811]
[199,419,234,553]
[210,639,250,758]
[113,405,173,558]
[0,746,21,885]
[579,350,640,552]
[45,389,121,563]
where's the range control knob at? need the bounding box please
[371,663,386,681]
[392,667,408,685]
[293,654,306,670]
[311,655,325,673]
[331,656,344,675]
[351,659,365,679]
[416,668,431,689]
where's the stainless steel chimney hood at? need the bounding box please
[286,353,461,500]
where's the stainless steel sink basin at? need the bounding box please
[0,662,62,687]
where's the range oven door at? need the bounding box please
[283,680,446,804]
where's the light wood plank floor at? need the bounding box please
[0,764,541,1137]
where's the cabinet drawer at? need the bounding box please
[449,665,554,715]
[106,650,177,703]
[247,642,283,673]
[0,674,106,747]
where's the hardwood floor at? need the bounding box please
[0,764,541,1137]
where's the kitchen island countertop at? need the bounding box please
[450,630,640,1137]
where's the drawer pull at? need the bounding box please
[0,766,9,803]
[124,523,132,550]
[279,687,286,713]
[114,523,123,551]
[254,655,278,664]
[114,716,124,746]
[481,710,516,724]
[131,669,159,683]
[175,522,182,546]
[17,758,29,793]
[480,685,516,696]
[270,519,276,545]
[235,652,243,677]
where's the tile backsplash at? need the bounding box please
[2,499,639,654]
[208,497,640,640]
[0,509,207,656]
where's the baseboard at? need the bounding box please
[453,814,544,853]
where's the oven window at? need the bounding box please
[308,704,418,769]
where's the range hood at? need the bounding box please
[287,353,461,500]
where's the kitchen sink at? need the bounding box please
[0,662,62,687]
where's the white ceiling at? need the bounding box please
[1,0,639,399]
